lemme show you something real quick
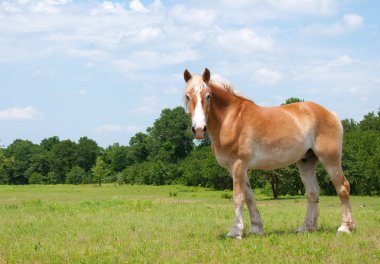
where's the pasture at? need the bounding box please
[0,185,379,263]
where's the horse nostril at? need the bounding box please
[203,126,207,132]
[191,127,196,134]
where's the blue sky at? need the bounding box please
[0,0,379,147]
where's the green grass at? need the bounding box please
[0,185,379,263]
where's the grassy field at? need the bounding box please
[0,185,379,263]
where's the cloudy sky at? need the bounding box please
[0,0,379,147]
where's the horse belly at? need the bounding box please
[248,140,310,170]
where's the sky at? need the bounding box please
[0,0,379,147]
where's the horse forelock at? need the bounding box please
[184,75,237,95]
[183,74,252,110]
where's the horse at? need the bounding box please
[182,68,354,239]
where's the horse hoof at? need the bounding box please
[226,231,243,240]
[337,225,352,235]
[248,225,264,235]
[297,225,316,233]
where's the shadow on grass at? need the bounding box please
[258,196,306,202]
[217,225,339,240]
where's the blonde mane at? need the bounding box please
[183,75,245,97]
[183,75,253,110]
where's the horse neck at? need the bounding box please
[207,84,241,137]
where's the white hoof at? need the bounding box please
[248,225,264,235]
[337,224,351,235]
[226,228,243,240]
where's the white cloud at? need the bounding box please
[0,106,41,120]
[255,68,283,85]
[91,1,126,16]
[1,2,21,13]
[343,13,363,29]
[327,55,355,68]
[129,0,148,12]
[302,13,363,36]
[216,28,274,54]
[31,0,71,14]
[268,0,337,16]
[169,5,218,27]
[133,27,163,43]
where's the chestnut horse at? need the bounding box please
[183,68,354,239]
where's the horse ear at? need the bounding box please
[203,68,210,83]
[184,69,192,83]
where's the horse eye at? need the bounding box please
[186,94,191,101]
[205,94,211,101]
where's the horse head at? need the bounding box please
[183,68,212,140]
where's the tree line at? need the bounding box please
[0,102,379,196]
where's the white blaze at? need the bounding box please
[192,93,206,129]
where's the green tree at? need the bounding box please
[77,137,100,172]
[128,133,150,164]
[103,143,130,173]
[29,172,46,184]
[4,139,38,184]
[0,150,13,184]
[91,157,110,186]
[66,166,88,185]
[48,140,78,183]
[282,97,304,105]
[40,136,60,151]
[148,107,193,163]
[180,146,231,190]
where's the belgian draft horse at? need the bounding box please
[183,68,354,239]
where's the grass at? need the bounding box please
[0,184,379,263]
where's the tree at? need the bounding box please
[4,139,38,184]
[282,97,304,105]
[66,166,88,185]
[48,140,78,183]
[128,133,150,164]
[29,172,46,184]
[40,136,60,151]
[77,137,100,172]
[0,150,13,184]
[148,107,194,163]
[103,143,130,173]
[91,157,110,186]
[180,146,231,190]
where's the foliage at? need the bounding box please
[0,105,379,196]
[91,157,110,186]
[147,107,193,163]
[65,166,89,185]
[180,146,231,190]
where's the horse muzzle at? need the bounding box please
[192,126,207,140]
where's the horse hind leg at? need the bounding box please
[314,145,355,234]
[323,164,355,234]
[297,150,320,233]
[245,181,264,235]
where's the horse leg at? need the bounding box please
[323,164,355,233]
[226,160,247,239]
[245,181,264,235]
[296,154,320,232]
[314,143,355,234]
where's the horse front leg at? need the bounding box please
[226,160,247,240]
